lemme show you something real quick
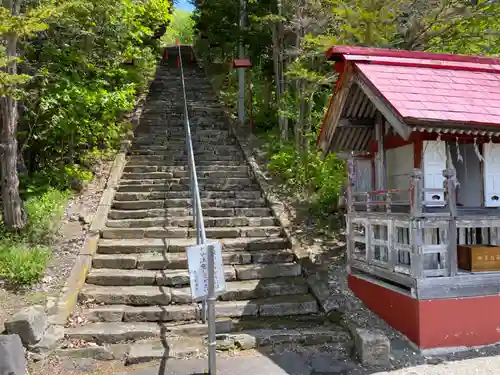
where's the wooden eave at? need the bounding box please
[320,63,413,158]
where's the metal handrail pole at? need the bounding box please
[177,44,216,375]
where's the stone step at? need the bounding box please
[64,319,234,344]
[86,266,237,286]
[104,216,277,228]
[123,165,249,173]
[121,171,248,179]
[124,166,248,178]
[86,262,300,286]
[129,147,241,158]
[113,198,267,209]
[116,183,260,193]
[118,180,257,190]
[96,237,290,254]
[82,294,317,323]
[133,133,230,140]
[113,191,262,202]
[100,226,283,239]
[92,249,295,269]
[108,207,271,219]
[131,140,237,148]
[79,276,309,305]
[119,176,255,187]
[130,143,238,153]
[124,338,204,363]
[127,154,243,162]
[123,325,349,364]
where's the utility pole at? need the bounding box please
[238,0,246,126]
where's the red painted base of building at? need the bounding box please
[348,275,500,349]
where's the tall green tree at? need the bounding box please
[163,8,195,45]
[0,0,57,231]
[0,0,172,231]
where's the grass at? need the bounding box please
[0,188,70,286]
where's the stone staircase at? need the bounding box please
[65,50,349,362]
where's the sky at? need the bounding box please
[176,0,194,12]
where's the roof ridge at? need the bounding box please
[327,45,500,66]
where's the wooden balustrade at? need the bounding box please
[346,167,465,283]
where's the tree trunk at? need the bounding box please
[1,0,27,231]
[271,23,284,142]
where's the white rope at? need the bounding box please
[473,137,484,162]
[455,137,463,163]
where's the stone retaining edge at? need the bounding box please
[47,139,131,327]
[192,49,336,314]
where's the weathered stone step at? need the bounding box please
[123,325,349,364]
[130,142,238,153]
[104,216,276,228]
[129,147,241,159]
[113,190,261,202]
[108,207,271,219]
[118,180,257,190]
[64,319,233,344]
[86,262,300,286]
[85,266,237,286]
[79,277,309,305]
[96,237,290,254]
[127,154,243,162]
[117,183,259,193]
[123,165,248,173]
[124,166,248,178]
[123,169,250,178]
[82,294,317,324]
[113,198,266,209]
[124,338,204,364]
[119,176,255,187]
[92,249,295,269]
[132,139,237,147]
[100,226,282,239]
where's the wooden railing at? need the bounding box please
[346,166,460,283]
[346,166,456,218]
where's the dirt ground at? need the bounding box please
[0,160,113,334]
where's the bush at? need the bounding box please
[0,244,51,286]
[265,131,346,216]
[0,188,69,285]
[24,188,70,244]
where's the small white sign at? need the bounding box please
[186,241,226,301]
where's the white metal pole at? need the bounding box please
[238,0,246,126]
[207,243,217,374]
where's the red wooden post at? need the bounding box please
[232,58,253,131]
[163,48,168,61]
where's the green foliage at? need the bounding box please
[0,244,51,286]
[23,188,70,243]
[0,0,173,283]
[194,0,500,228]
[163,9,195,45]
[264,131,345,216]
[12,0,172,189]
[0,188,69,285]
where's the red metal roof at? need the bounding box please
[327,46,500,128]
[233,58,252,68]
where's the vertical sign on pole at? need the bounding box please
[187,241,226,375]
[233,58,253,132]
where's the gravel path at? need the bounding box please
[373,356,500,375]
